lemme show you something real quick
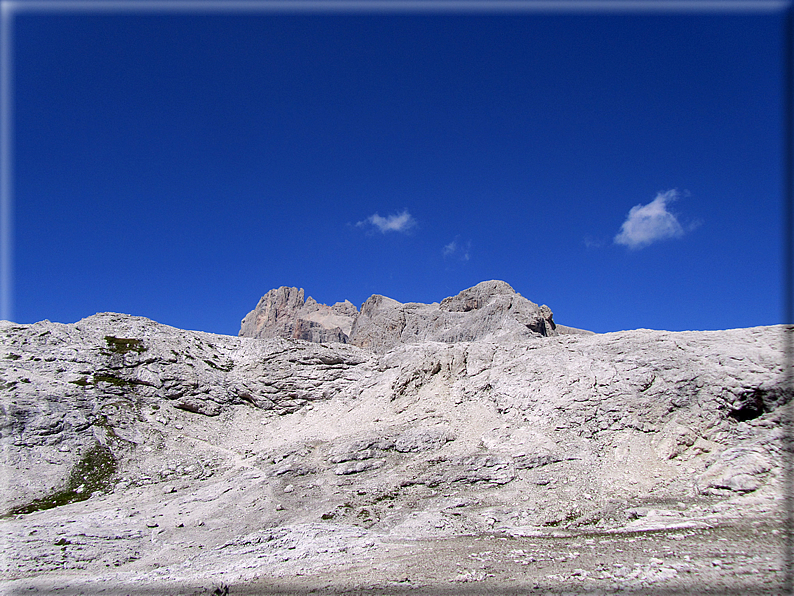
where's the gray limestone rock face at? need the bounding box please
[239,287,357,343]
[239,286,306,338]
[0,313,373,514]
[241,281,561,352]
[350,280,561,350]
[347,294,408,352]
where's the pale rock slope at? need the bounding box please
[0,281,790,594]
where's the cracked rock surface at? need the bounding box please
[0,282,790,594]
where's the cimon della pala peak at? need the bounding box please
[238,280,592,349]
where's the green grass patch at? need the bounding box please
[3,443,117,517]
[93,374,144,387]
[104,336,146,354]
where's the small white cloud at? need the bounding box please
[443,238,470,261]
[583,235,605,249]
[357,210,416,234]
[614,190,687,250]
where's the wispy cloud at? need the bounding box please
[443,238,471,261]
[614,190,688,250]
[356,210,416,234]
[583,235,605,249]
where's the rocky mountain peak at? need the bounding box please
[239,286,357,344]
[438,280,517,312]
[358,294,404,318]
[239,281,573,351]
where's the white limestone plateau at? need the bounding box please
[0,281,790,594]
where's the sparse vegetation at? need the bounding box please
[93,374,139,387]
[69,374,145,388]
[543,509,582,527]
[104,336,146,354]
[203,358,234,372]
[373,490,399,503]
[3,443,117,517]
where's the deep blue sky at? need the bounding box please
[11,5,786,335]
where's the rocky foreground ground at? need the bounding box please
[0,282,790,594]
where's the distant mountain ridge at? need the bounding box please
[239,280,592,351]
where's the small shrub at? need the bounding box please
[104,336,146,354]
[93,374,145,388]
